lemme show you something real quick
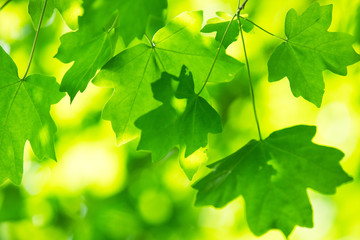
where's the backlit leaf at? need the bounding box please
[193,125,352,237]
[268,3,360,107]
[0,47,65,184]
[56,0,167,101]
[93,11,242,145]
[201,11,254,48]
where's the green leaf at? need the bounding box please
[93,11,242,145]
[201,12,254,48]
[355,5,360,43]
[55,1,119,101]
[0,47,64,185]
[193,125,352,237]
[0,184,25,221]
[28,0,81,30]
[135,72,179,162]
[114,0,167,44]
[135,66,222,163]
[56,0,167,101]
[176,67,222,157]
[55,21,117,102]
[268,3,360,107]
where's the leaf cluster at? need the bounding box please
[0,0,359,238]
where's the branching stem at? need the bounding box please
[238,0,248,10]
[238,16,287,41]
[197,13,237,95]
[236,6,263,141]
[107,14,118,33]
[0,0,11,11]
[22,0,48,80]
[144,33,155,48]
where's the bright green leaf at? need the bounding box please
[56,0,167,101]
[268,3,360,107]
[179,148,208,180]
[93,11,242,145]
[55,1,119,101]
[0,47,65,185]
[28,0,81,30]
[201,11,254,48]
[193,125,352,237]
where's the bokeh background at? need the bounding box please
[0,0,360,239]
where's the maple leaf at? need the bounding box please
[175,67,222,157]
[268,3,360,107]
[201,11,254,48]
[93,11,242,145]
[134,72,179,162]
[28,0,82,30]
[0,47,65,184]
[193,125,352,237]
[135,66,222,164]
[56,0,167,101]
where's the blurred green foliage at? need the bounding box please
[0,0,360,239]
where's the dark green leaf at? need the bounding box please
[0,47,64,184]
[135,66,222,162]
[268,3,360,107]
[176,67,222,157]
[0,184,25,221]
[201,11,254,48]
[135,72,179,162]
[193,125,352,237]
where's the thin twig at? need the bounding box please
[144,33,155,47]
[0,0,12,11]
[22,0,48,79]
[238,0,249,10]
[237,7,263,141]
[107,14,119,33]
[238,15,287,41]
[197,13,237,95]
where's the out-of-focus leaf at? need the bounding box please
[0,184,25,221]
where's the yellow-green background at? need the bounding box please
[0,0,359,239]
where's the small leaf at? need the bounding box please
[0,47,65,184]
[268,3,360,107]
[201,11,254,48]
[193,125,352,237]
